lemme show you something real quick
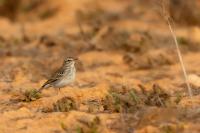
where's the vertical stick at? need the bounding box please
[166,18,193,98]
[159,0,193,99]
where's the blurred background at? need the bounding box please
[0,0,200,58]
[0,0,200,133]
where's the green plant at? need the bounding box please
[24,89,41,102]
[77,116,100,133]
[129,90,140,104]
[53,97,77,112]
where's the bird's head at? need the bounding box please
[63,57,78,67]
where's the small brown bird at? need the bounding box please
[39,57,77,92]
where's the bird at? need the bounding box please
[39,57,77,93]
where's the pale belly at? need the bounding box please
[54,71,75,88]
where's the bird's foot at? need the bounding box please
[57,88,61,95]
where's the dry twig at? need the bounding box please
[160,0,193,98]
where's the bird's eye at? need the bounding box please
[64,58,73,62]
[65,59,71,62]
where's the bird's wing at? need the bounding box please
[41,67,65,88]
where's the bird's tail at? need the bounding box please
[38,84,49,93]
[38,86,44,93]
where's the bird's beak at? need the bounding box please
[73,58,78,61]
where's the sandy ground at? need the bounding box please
[0,0,199,133]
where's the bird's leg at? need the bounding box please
[57,88,61,95]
